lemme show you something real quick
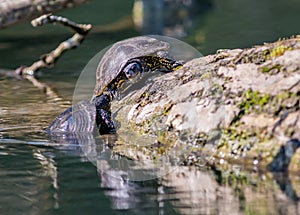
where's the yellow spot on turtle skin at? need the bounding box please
[141,56,182,72]
[104,55,183,94]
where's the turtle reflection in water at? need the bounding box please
[48,36,183,135]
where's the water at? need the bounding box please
[0,0,300,214]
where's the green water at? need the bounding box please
[0,0,299,214]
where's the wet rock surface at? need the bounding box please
[111,36,300,173]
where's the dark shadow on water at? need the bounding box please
[268,139,300,172]
[268,139,300,201]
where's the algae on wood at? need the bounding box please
[111,36,300,172]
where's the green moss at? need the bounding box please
[269,91,299,116]
[230,90,271,124]
[270,45,293,58]
[217,90,299,172]
[261,64,281,73]
[239,90,270,115]
[264,45,293,61]
[277,91,298,99]
[218,127,254,157]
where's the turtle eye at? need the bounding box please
[123,62,142,79]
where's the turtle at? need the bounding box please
[47,36,183,135]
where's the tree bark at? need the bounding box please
[111,36,300,172]
[0,0,89,29]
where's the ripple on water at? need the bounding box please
[1,49,300,213]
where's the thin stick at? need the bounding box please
[1,14,93,102]
[31,14,91,35]
[17,14,92,76]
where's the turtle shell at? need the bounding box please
[94,36,170,96]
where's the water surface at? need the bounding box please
[0,0,300,214]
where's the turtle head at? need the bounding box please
[122,55,183,80]
[106,55,183,94]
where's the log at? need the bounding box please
[111,36,300,172]
[0,0,89,29]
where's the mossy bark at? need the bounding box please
[111,36,300,173]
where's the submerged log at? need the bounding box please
[111,36,300,172]
[0,0,89,29]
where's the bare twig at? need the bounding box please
[31,14,91,35]
[1,14,93,102]
[17,14,92,76]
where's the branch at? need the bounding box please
[31,14,91,35]
[16,14,92,76]
[0,14,93,101]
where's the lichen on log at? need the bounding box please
[111,36,300,172]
